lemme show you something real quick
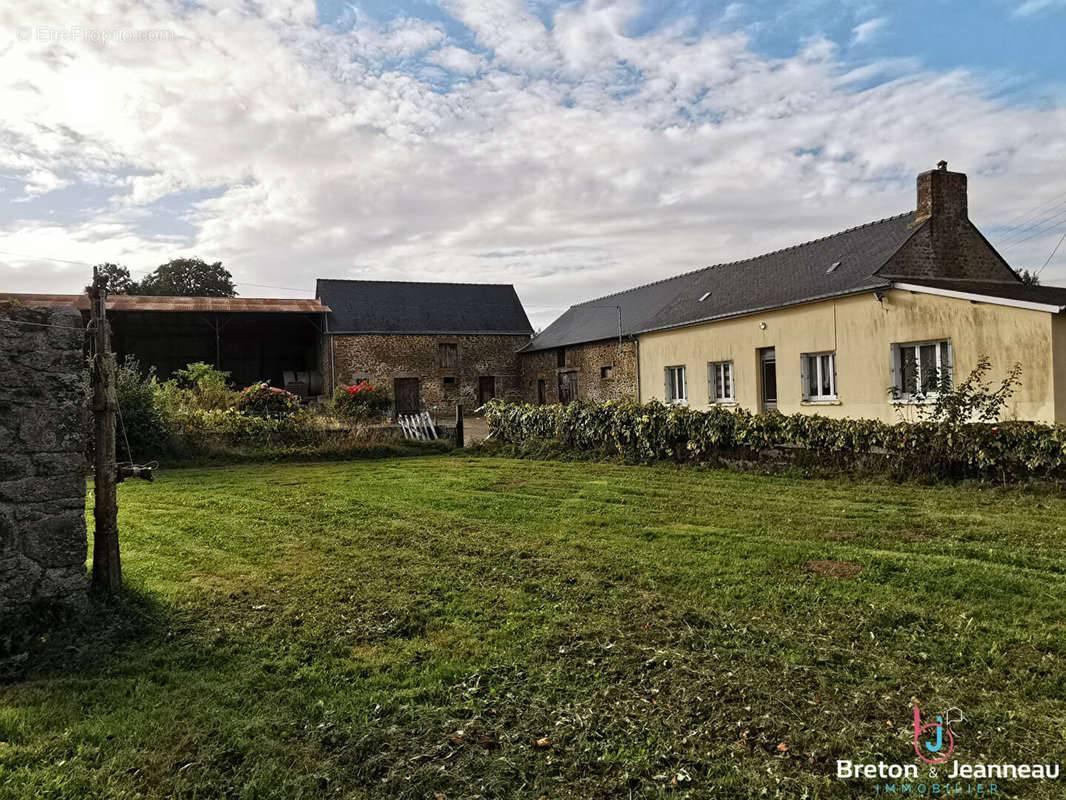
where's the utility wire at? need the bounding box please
[1000,213,1066,251]
[1035,232,1066,278]
[997,205,1066,248]
[0,316,87,331]
[993,192,1066,237]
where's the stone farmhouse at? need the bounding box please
[521,163,1066,423]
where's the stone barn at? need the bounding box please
[317,279,533,415]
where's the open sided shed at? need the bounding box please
[1,294,329,389]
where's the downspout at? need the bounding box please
[634,336,641,403]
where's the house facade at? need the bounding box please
[523,163,1066,423]
[318,279,532,414]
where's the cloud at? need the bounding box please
[851,16,886,44]
[0,0,1065,329]
[427,45,484,74]
[1012,0,1066,16]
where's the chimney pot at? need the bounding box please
[917,163,967,221]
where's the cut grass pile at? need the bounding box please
[1,457,1064,799]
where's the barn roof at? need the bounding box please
[0,294,329,313]
[316,279,533,335]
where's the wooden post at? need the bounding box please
[89,267,122,595]
[454,404,464,448]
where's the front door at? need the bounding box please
[759,347,777,411]
[478,376,496,406]
[394,377,420,417]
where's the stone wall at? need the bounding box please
[326,333,530,412]
[519,340,638,404]
[0,305,88,618]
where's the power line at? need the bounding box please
[1000,212,1066,251]
[1035,231,1066,278]
[993,191,1066,237]
[997,204,1066,247]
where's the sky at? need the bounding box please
[1,0,1065,329]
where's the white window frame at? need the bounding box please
[665,365,687,405]
[801,352,837,402]
[891,340,952,402]
[707,361,735,404]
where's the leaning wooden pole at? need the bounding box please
[90,267,122,594]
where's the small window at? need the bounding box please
[442,375,456,392]
[892,340,951,401]
[708,361,734,403]
[556,348,567,368]
[801,352,837,401]
[439,343,458,368]
[600,365,613,380]
[665,365,687,404]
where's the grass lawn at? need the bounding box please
[2,457,1064,799]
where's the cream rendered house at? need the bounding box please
[524,163,1066,423]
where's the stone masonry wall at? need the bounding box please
[326,333,530,412]
[519,340,638,404]
[0,305,88,618]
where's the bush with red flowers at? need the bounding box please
[238,382,301,418]
[331,380,392,423]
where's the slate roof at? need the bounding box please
[525,213,923,351]
[317,279,533,335]
[0,294,328,313]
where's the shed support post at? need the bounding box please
[454,404,464,448]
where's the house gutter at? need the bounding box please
[890,282,1066,314]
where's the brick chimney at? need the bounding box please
[916,160,967,221]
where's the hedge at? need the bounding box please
[483,400,1066,482]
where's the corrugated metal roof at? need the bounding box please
[0,294,329,313]
[317,279,533,335]
[524,213,921,350]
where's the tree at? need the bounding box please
[1017,269,1041,286]
[87,263,136,294]
[136,258,237,297]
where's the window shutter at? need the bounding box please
[800,356,809,400]
[889,346,898,396]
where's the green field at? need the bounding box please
[2,457,1064,799]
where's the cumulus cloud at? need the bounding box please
[1,0,1065,328]
[427,45,484,74]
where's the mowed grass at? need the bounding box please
[2,457,1065,799]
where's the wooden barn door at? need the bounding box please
[394,378,420,417]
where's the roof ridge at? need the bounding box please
[570,211,913,309]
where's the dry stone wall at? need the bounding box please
[0,305,88,618]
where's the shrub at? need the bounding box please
[483,399,1066,483]
[238,382,300,418]
[113,356,167,460]
[155,362,238,415]
[331,381,392,423]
